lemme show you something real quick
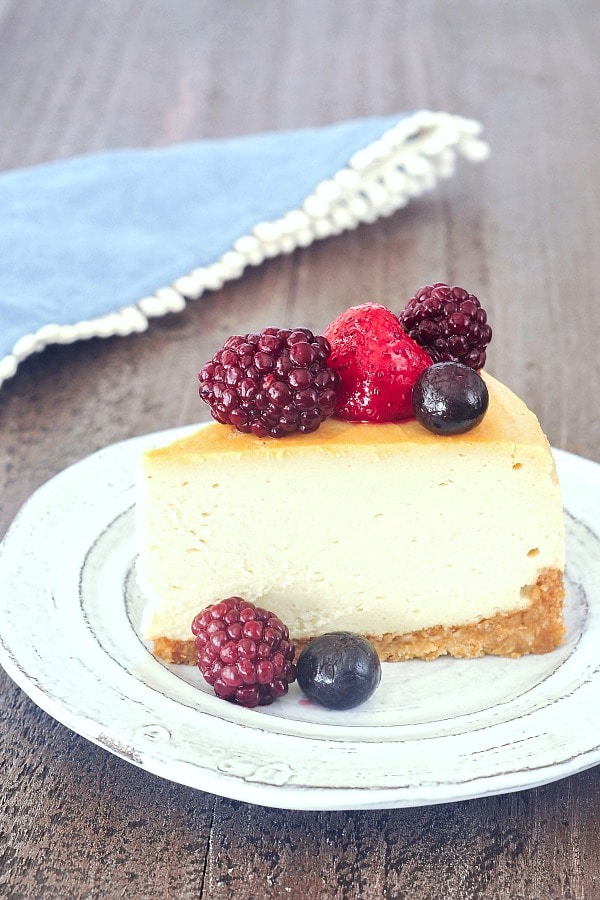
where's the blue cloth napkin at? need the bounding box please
[0,111,487,387]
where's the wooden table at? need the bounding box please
[1,2,599,897]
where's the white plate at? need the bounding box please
[0,428,599,811]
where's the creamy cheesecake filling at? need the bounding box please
[139,442,563,642]
[137,374,565,658]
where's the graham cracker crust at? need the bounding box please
[149,568,565,665]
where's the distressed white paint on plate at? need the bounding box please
[0,426,598,810]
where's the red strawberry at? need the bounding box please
[323,303,432,422]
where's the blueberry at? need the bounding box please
[296,632,381,710]
[412,361,489,435]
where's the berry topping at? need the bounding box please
[191,597,296,708]
[412,361,489,435]
[399,283,492,370]
[296,632,381,710]
[323,303,431,422]
[198,328,339,438]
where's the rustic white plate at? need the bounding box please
[0,427,598,811]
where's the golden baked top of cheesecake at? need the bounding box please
[146,373,551,464]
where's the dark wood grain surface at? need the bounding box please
[1,1,599,897]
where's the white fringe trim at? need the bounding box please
[0,111,488,388]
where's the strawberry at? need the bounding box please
[323,303,432,422]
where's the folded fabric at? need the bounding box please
[0,110,488,389]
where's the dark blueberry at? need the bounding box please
[296,632,381,710]
[412,361,489,435]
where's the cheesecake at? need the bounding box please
[137,372,565,664]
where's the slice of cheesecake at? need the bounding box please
[136,373,565,664]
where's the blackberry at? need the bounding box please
[399,283,492,370]
[191,597,296,708]
[412,361,489,435]
[198,327,339,438]
[296,632,381,710]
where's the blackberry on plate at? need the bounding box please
[191,597,296,708]
[399,283,492,370]
[296,632,381,710]
[412,361,489,435]
[198,327,340,438]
